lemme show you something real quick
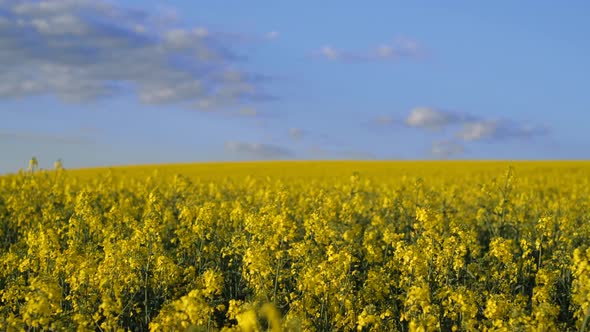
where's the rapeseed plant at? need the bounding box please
[0,161,589,330]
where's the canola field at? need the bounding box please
[1,161,590,331]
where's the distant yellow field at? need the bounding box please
[1,161,590,331]
[69,160,590,181]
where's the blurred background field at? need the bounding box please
[66,160,590,182]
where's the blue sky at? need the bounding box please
[1,0,589,173]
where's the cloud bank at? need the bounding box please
[403,108,545,140]
[0,0,273,108]
[392,107,549,158]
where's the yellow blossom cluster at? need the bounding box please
[0,161,589,331]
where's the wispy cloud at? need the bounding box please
[312,36,426,63]
[430,140,464,158]
[224,141,292,159]
[0,0,273,108]
[456,121,497,141]
[265,30,280,40]
[288,127,304,140]
[238,107,258,117]
[456,120,548,142]
[405,107,472,130]
[374,115,396,126]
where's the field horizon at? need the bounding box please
[8,159,590,172]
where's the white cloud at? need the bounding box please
[139,81,204,105]
[30,14,87,35]
[224,141,292,159]
[0,0,273,108]
[318,46,339,60]
[313,37,425,62]
[456,121,498,141]
[401,107,548,154]
[405,107,463,130]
